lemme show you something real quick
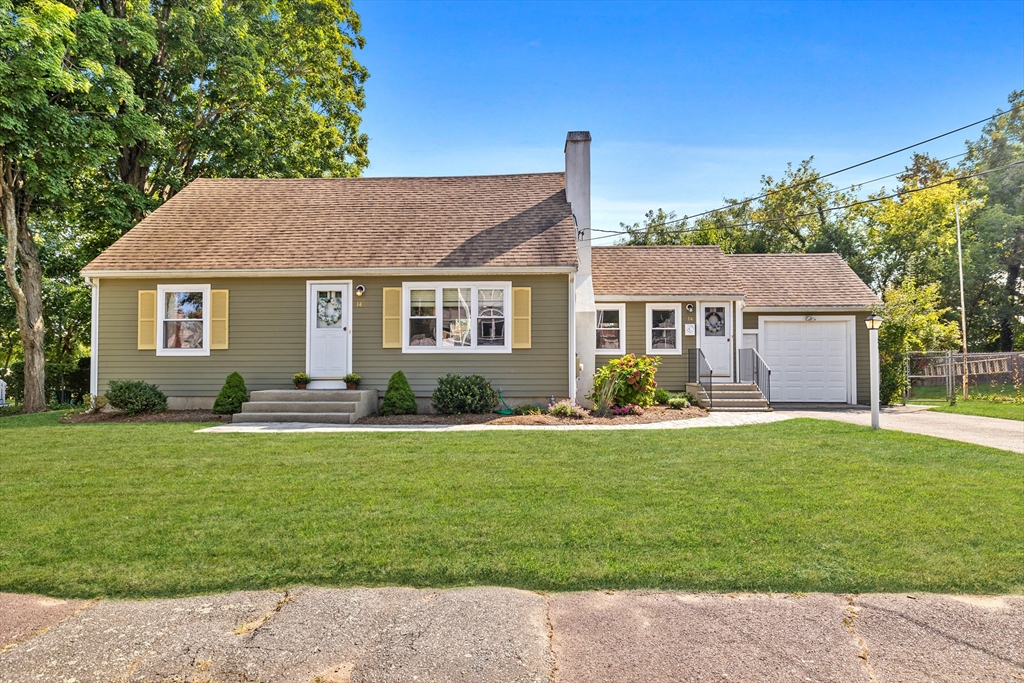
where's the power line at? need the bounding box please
[592,159,1024,241]
[617,107,1016,231]
[592,150,972,237]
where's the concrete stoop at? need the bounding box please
[233,389,379,424]
[686,382,771,412]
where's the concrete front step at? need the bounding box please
[711,406,772,412]
[234,389,379,424]
[249,389,367,402]
[232,411,357,424]
[240,401,359,414]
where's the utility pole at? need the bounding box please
[955,203,969,400]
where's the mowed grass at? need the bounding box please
[1,412,1021,599]
[929,400,1024,421]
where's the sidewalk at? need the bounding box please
[1,587,1021,682]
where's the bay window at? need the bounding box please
[402,283,511,352]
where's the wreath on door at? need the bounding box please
[705,310,724,335]
[317,295,343,327]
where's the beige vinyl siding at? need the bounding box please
[595,301,698,392]
[97,274,570,398]
[743,309,871,404]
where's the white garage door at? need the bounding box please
[762,320,850,403]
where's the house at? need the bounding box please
[82,132,879,416]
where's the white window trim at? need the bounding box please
[646,303,683,355]
[595,303,626,355]
[401,281,512,354]
[156,284,211,356]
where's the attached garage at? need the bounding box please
[759,316,857,403]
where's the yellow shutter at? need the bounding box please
[512,287,532,349]
[382,287,402,348]
[137,290,157,350]
[210,289,229,349]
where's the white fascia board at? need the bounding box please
[743,305,872,312]
[594,294,744,302]
[81,266,577,278]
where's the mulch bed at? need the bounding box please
[356,405,706,426]
[60,410,229,424]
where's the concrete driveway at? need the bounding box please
[776,404,1024,453]
[2,588,1021,682]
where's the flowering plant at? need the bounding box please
[591,354,661,408]
[610,403,645,416]
[547,399,588,419]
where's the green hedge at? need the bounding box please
[5,358,90,405]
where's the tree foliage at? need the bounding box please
[621,93,1024,352]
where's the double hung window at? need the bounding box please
[157,285,210,356]
[403,283,511,352]
[595,304,626,355]
[646,303,682,355]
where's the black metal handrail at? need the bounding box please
[688,348,714,408]
[738,347,771,407]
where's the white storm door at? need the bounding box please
[699,303,733,378]
[307,283,351,379]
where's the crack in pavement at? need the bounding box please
[235,590,292,638]
[542,593,557,683]
[844,594,878,683]
[0,598,98,654]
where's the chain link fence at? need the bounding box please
[905,351,1024,404]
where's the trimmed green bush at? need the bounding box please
[653,387,671,404]
[512,404,543,415]
[431,373,499,414]
[105,380,167,416]
[667,397,690,410]
[212,372,249,415]
[380,371,417,416]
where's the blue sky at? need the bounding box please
[356,1,1024,242]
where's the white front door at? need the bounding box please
[307,282,351,379]
[699,303,733,379]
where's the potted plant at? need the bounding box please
[292,372,311,390]
[343,373,361,390]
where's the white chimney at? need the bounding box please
[565,131,596,405]
[564,131,592,275]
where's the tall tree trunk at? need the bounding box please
[1000,262,1020,351]
[1,165,47,412]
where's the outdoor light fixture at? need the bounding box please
[865,313,883,429]
[355,285,365,296]
[686,304,694,312]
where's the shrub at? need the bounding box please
[547,399,587,419]
[432,373,499,414]
[380,370,417,415]
[6,357,91,405]
[591,354,661,408]
[611,403,644,416]
[213,372,249,415]
[667,396,690,410]
[511,404,543,415]
[653,387,671,404]
[105,380,167,416]
[292,372,311,386]
[342,373,361,385]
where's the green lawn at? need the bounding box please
[1,412,1021,598]
[928,400,1024,421]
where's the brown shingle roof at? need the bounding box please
[727,253,879,307]
[591,246,739,296]
[83,173,577,273]
[592,246,879,308]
